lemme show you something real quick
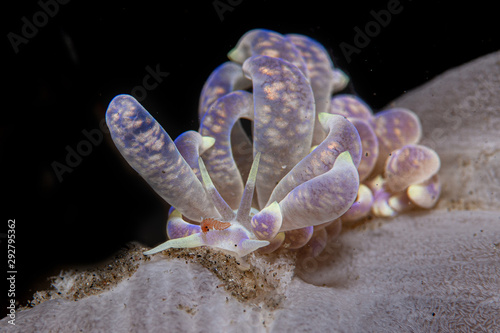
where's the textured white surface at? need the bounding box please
[2,51,499,332]
[7,258,275,333]
[281,210,500,332]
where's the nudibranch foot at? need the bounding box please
[143,233,205,255]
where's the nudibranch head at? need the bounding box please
[142,151,273,265]
[106,28,441,265]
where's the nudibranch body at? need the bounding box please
[106,29,441,265]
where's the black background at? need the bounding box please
[3,0,499,317]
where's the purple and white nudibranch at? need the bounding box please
[105,29,441,266]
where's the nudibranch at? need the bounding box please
[105,29,441,265]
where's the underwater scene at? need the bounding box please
[4,1,500,331]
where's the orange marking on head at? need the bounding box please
[201,218,231,233]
